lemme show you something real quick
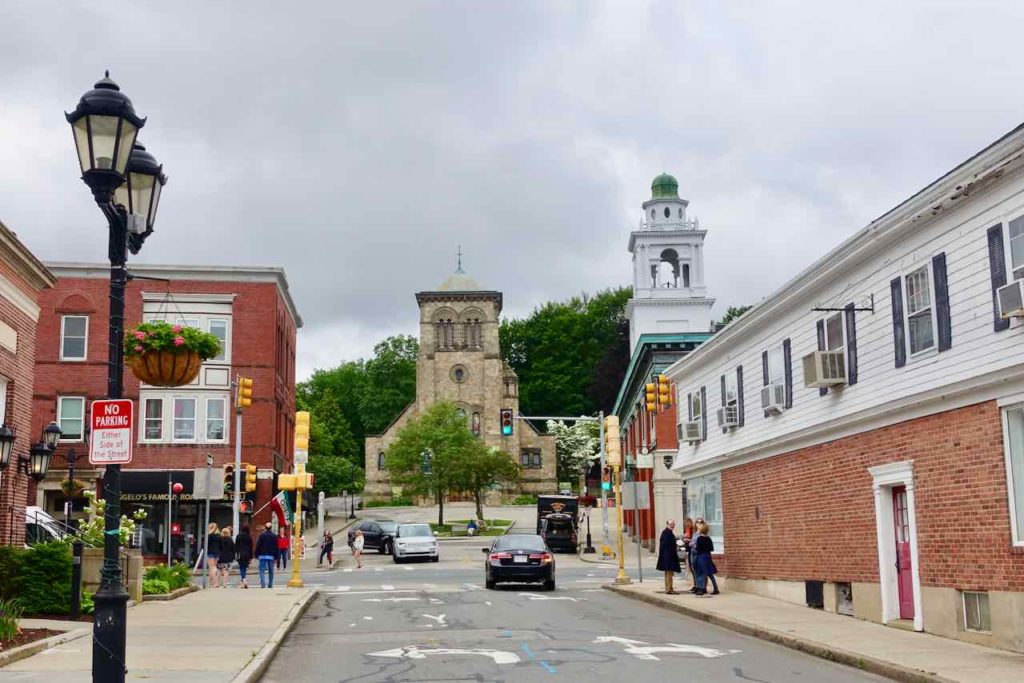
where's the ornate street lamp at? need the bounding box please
[663,454,675,470]
[67,71,166,683]
[0,424,14,471]
[27,441,53,482]
[43,421,62,449]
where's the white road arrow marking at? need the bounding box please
[428,597,444,605]
[368,646,520,664]
[333,585,351,592]
[518,592,579,601]
[362,597,420,603]
[421,613,446,626]
[593,636,739,661]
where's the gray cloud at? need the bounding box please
[2,1,1023,378]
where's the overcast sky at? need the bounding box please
[2,1,1023,379]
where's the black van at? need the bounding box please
[539,513,577,553]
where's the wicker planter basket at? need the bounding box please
[129,350,202,387]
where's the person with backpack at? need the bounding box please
[218,526,236,588]
[318,530,335,567]
[255,522,279,589]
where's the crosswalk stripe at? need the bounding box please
[381,584,395,590]
[333,586,351,592]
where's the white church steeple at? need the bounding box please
[625,173,715,353]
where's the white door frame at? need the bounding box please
[868,460,923,631]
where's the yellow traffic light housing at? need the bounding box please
[644,383,657,413]
[295,411,310,452]
[243,463,257,493]
[277,473,297,491]
[657,374,672,408]
[236,377,254,409]
[603,415,621,467]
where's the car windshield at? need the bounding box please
[399,524,432,538]
[493,535,546,551]
[379,522,399,533]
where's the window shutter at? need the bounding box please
[844,302,858,386]
[932,252,951,351]
[736,366,744,427]
[816,319,826,396]
[782,338,793,409]
[720,375,726,406]
[988,224,1010,332]
[890,277,906,368]
[700,386,707,442]
[687,393,692,421]
[761,351,769,386]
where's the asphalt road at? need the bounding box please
[261,535,887,683]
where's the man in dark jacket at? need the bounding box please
[656,519,682,594]
[255,522,279,589]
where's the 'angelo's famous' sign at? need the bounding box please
[89,399,134,465]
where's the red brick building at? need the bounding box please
[31,263,300,558]
[0,222,55,546]
[666,125,1024,652]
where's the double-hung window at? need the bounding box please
[173,397,197,441]
[60,315,88,361]
[1008,215,1024,282]
[1002,405,1024,546]
[143,398,163,441]
[904,265,936,355]
[825,312,845,353]
[767,346,784,387]
[208,319,228,362]
[206,397,226,441]
[689,392,702,424]
[57,396,85,441]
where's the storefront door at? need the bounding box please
[892,485,914,620]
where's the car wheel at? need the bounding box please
[378,542,389,555]
[486,578,496,589]
[543,578,555,591]
[431,555,439,563]
[393,555,402,564]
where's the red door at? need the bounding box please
[892,486,914,619]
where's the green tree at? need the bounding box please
[718,305,753,326]
[385,402,475,526]
[307,454,364,496]
[359,335,419,435]
[454,446,520,523]
[547,419,599,489]
[500,287,631,417]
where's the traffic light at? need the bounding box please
[223,464,235,495]
[239,500,251,514]
[295,411,310,452]
[601,466,611,491]
[500,408,514,436]
[657,374,672,408]
[243,462,257,493]
[603,415,621,467]
[645,382,657,413]
[236,377,254,409]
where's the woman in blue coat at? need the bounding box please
[655,519,682,594]
[692,521,719,596]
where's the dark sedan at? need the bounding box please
[348,520,399,554]
[482,534,555,591]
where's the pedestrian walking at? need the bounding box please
[276,528,290,570]
[318,530,334,567]
[352,529,364,569]
[656,519,682,594]
[205,522,222,588]
[681,517,695,589]
[218,527,235,587]
[235,524,253,589]
[255,522,279,589]
[692,521,720,597]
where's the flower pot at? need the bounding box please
[129,350,202,387]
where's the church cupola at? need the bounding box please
[642,172,693,230]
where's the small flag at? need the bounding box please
[271,491,293,525]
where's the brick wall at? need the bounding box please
[721,401,1024,590]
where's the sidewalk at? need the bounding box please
[0,587,315,682]
[607,581,1024,683]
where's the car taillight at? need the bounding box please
[570,532,577,542]
[529,553,553,563]
[489,552,512,561]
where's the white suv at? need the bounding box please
[392,523,439,563]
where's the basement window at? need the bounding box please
[962,591,991,633]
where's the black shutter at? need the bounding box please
[700,386,707,442]
[988,224,1010,332]
[737,366,744,427]
[844,302,858,386]
[762,351,769,386]
[782,338,793,408]
[720,375,726,406]
[687,393,692,421]
[816,319,827,396]
[890,277,906,368]
[932,252,951,351]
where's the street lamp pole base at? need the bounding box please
[92,585,129,680]
[613,573,633,585]
[287,577,305,588]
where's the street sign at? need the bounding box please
[192,468,224,500]
[636,452,654,469]
[621,482,650,510]
[294,449,308,466]
[88,399,133,465]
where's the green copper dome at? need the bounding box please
[651,172,679,199]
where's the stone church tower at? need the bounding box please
[364,267,556,501]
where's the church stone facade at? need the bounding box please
[364,270,556,501]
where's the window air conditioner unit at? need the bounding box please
[761,383,785,416]
[802,350,846,388]
[716,405,738,429]
[997,280,1024,319]
[682,421,702,443]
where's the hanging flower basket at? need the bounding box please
[124,321,221,387]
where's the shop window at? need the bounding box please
[684,471,724,550]
[1002,406,1024,545]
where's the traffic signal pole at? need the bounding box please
[232,376,243,534]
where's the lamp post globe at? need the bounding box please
[28,441,53,482]
[0,424,14,471]
[172,482,184,495]
[65,72,146,204]
[43,421,62,450]
[113,142,166,243]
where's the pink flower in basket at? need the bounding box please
[134,331,146,340]
[173,336,186,347]
[134,345,144,352]
[172,325,183,333]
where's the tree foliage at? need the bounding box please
[718,305,753,326]
[307,454,364,496]
[547,419,600,486]
[500,287,631,417]
[455,446,520,522]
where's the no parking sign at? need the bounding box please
[88,399,134,465]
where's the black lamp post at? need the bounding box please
[27,440,53,482]
[0,424,14,472]
[663,454,674,470]
[67,72,166,683]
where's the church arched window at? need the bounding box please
[377,452,386,470]
[657,248,680,288]
[434,309,458,350]
[471,412,481,436]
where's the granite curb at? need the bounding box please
[0,626,91,669]
[230,588,318,683]
[605,584,955,683]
